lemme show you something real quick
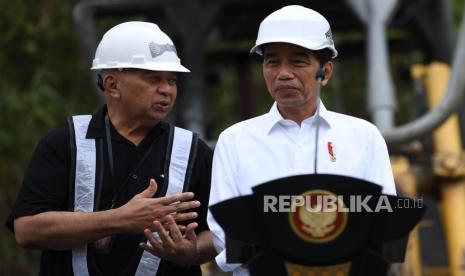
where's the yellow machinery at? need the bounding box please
[408,62,465,276]
[391,155,423,276]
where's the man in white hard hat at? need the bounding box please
[7,22,216,275]
[207,5,396,275]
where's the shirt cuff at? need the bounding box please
[215,250,242,272]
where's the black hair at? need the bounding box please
[260,44,334,66]
[311,49,333,66]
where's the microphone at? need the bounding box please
[314,68,325,174]
[316,68,325,81]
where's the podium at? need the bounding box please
[209,174,425,276]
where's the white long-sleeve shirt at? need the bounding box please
[207,102,396,275]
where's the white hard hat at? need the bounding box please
[250,5,338,58]
[91,21,190,72]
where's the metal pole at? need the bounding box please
[366,0,398,131]
[345,0,398,131]
[422,62,465,276]
[73,1,102,103]
[391,156,422,276]
[382,4,465,145]
[164,1,220,138]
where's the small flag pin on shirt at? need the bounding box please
[328,142,336,162]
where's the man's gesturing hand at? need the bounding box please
[117,179,200,233]
[140,215,199,266]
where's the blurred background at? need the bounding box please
[1,0,465,275]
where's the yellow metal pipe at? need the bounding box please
[424,63,461,154]
[391,156,422,276]
[440,183,465,276]
[422,61,465,276]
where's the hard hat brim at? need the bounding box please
[91,62,190,73]
[250,39,338,59]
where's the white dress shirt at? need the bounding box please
[207,102,396,275]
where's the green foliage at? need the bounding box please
[453,0,465,31]
[0,0,97,274]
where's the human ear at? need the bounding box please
[104,74,121,99]
[321,61,333,86]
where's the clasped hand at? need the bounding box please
[118,178,200,233]
[140,215,199,266]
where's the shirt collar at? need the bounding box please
[264,101,333,134]
[86,106,106,138]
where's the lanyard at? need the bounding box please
[104,114,157,208]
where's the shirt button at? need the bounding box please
[132,174,138,180]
